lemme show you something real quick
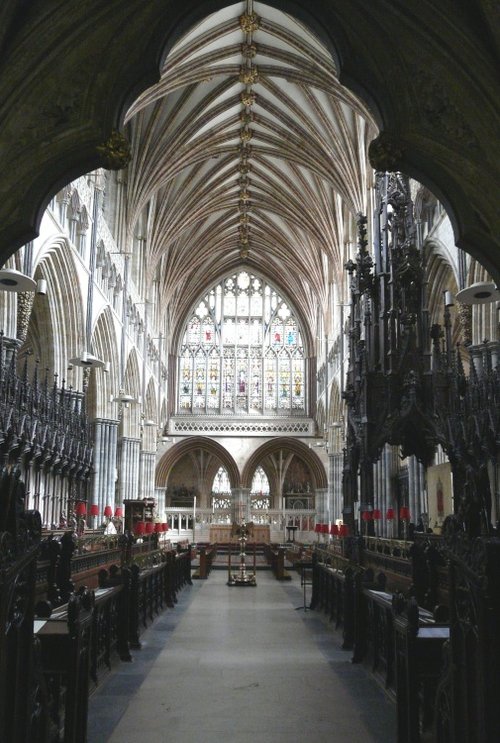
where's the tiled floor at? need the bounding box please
[88,571,396,743]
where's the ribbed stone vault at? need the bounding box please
[123,1,377,341]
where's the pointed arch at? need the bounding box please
[241,437,327,491]
[327,380,345,454]
[144,377,158,422]
[425,246,462,348]
[25,236,85,381]
[87,306,120,419]
[122,348,141,438]
[155,436,240,489]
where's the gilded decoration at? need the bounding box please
[240,128,253,143]
[239,66,259,85]
[239,13,260,33]
[96,130,131,170]
[240,91,256,106]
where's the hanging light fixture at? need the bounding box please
[455,282,500,304]
[113,389,138,405]
[0,268,37,292]
[69,350,106,368]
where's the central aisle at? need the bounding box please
[88,571,395,743]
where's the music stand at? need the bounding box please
[295,560,312,611]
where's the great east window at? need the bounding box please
[178,271,306,415]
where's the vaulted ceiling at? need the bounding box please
[124,1,377,339]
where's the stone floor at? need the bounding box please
[88,571,396,743]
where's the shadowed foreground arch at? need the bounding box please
[0,1,498,279]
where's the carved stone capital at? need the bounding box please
[368,132,404,172]
[96,130,131,170]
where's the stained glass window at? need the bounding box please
[177,271,306,415]
[251,466,271,509]
[211,466,231,510]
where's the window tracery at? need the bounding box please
[250,466,271,509]
[178,271,306,415]
[211,466,231,509]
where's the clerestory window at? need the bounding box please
[177,271,306,415]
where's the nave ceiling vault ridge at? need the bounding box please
[0,0,498,300]
[124,1,377,342]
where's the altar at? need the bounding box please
[209,524,271,543]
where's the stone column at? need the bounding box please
[315,488,328,524]
[90,419,118,515]
[408,455,427,527]
[117,437,141,502]
[139,451,156,500]
[329,452,343,522]
[155,486,166,520]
